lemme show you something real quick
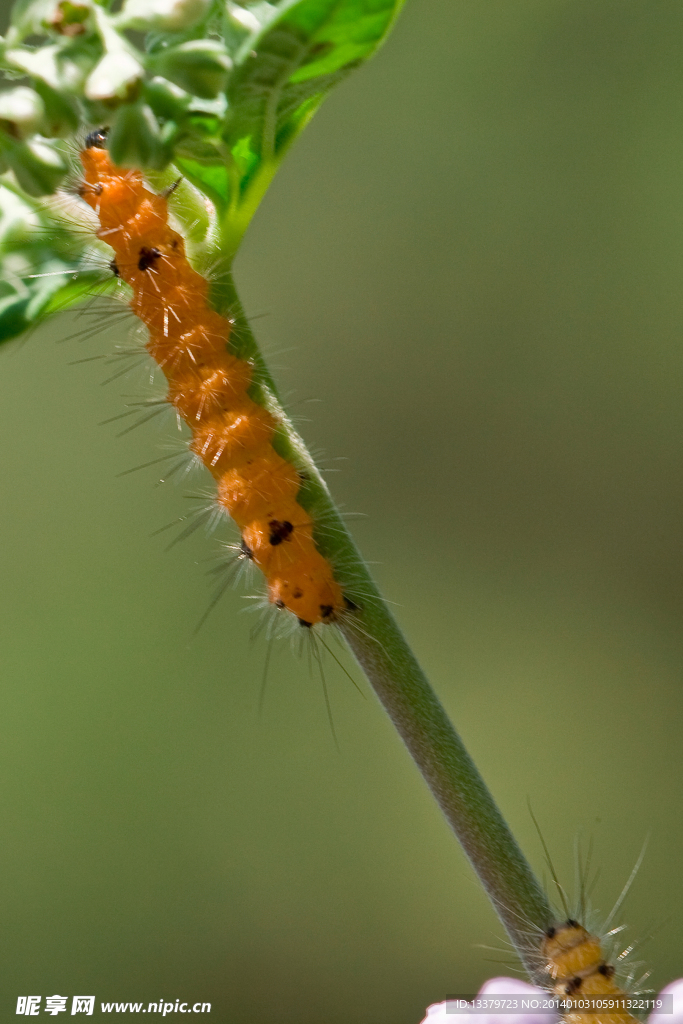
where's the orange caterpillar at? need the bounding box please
[541,920,640,1024]
[78,129,346,627]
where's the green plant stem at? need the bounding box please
[211,267,554,977]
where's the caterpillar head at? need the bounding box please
[84,127,109,150]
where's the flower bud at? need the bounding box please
[85,49,144,104]
[143,75,189,120]
[46,0,91,36]
[5,136,69,196]
[33,79,79,136]
[0,87,45,139]
[0,181,36,240]
[118,0,210,32]
[9,0,57,38]
[107,101,170,169]
[226,2,260,34]
[4,46,66,91]
[147,40,231,99]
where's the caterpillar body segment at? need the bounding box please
[542,921,640,1024]
[79,132,345,627]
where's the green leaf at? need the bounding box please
[0,270,117,345]
[174,154,229,211]
[0,292,33,343]
[40,270,117,315]
[218,0,405,256]
[0,0,406,307]
[0,178,114,343]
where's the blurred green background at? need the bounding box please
[1,0,683,1020]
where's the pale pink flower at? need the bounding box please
[420,977,683,1024]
